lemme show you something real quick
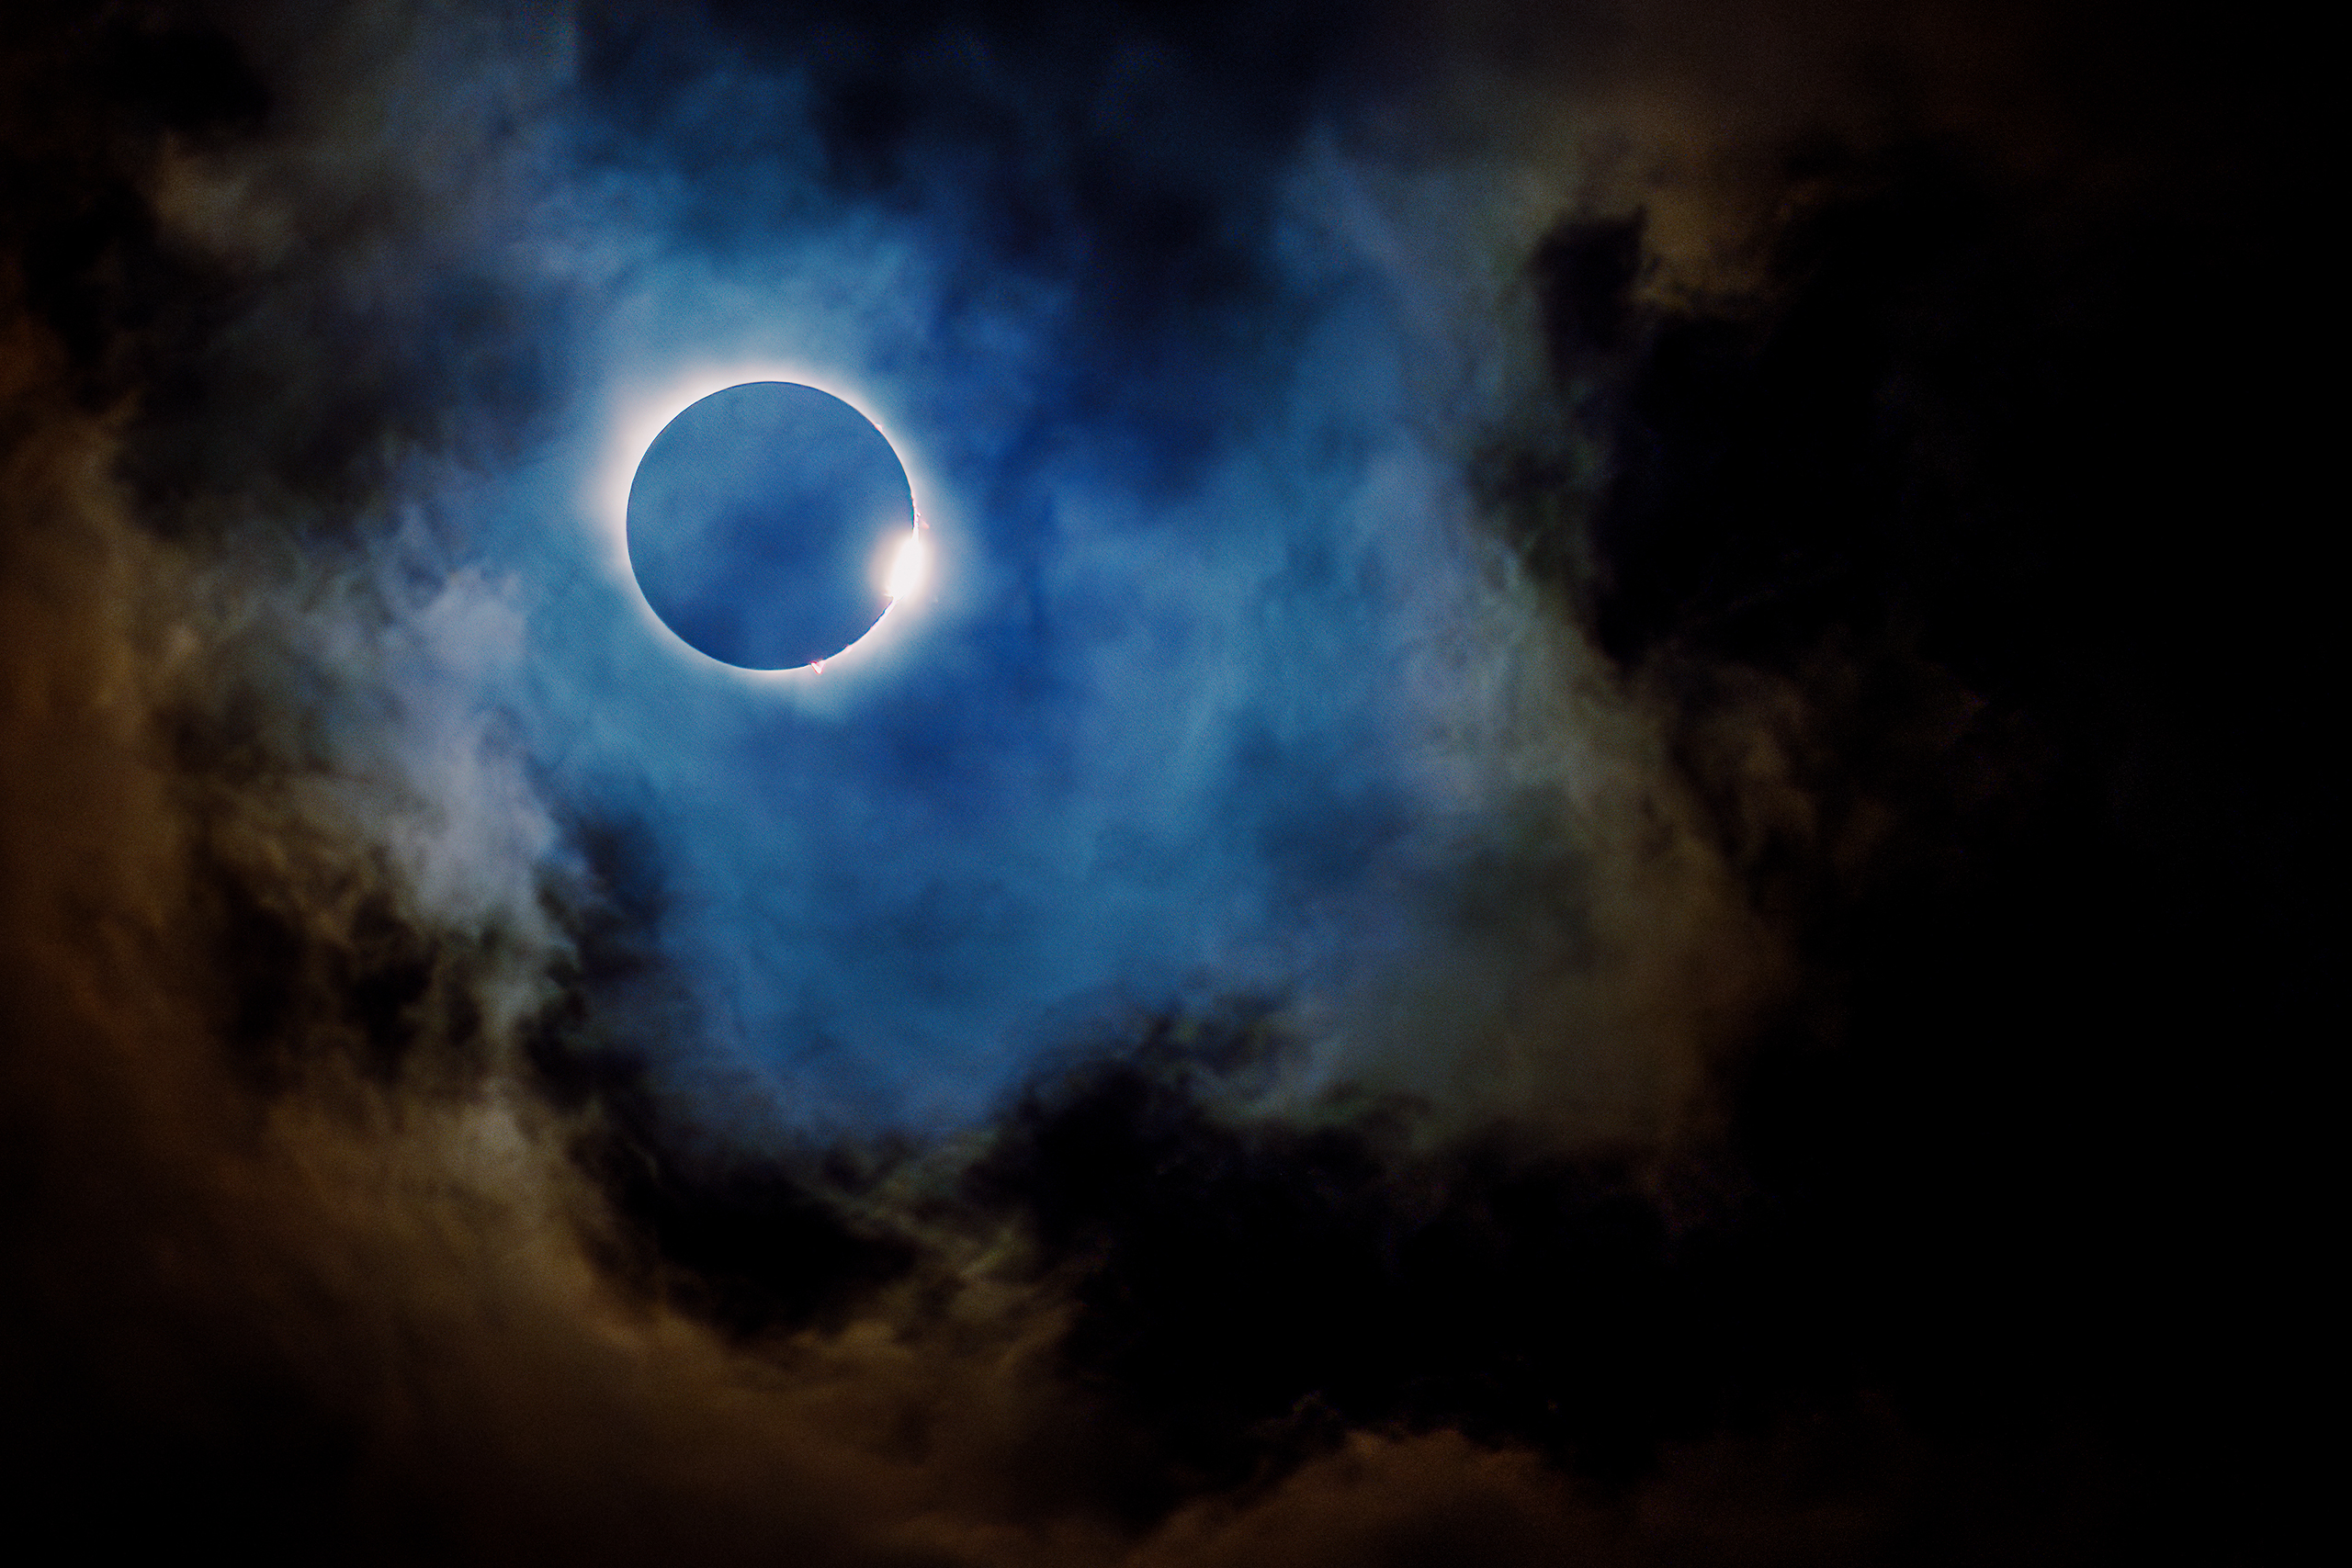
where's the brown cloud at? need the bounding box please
[5,1,2305,1561]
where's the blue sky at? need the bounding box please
[480,130,1556,1130]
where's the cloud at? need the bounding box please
[3,0,2311,1562]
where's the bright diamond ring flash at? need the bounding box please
[885,529,928,600]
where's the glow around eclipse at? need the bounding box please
[596,365,935,680]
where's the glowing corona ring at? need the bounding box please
[594,363,935,682]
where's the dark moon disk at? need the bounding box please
[627,381,915,669]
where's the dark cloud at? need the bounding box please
[3,0,2313,1562]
